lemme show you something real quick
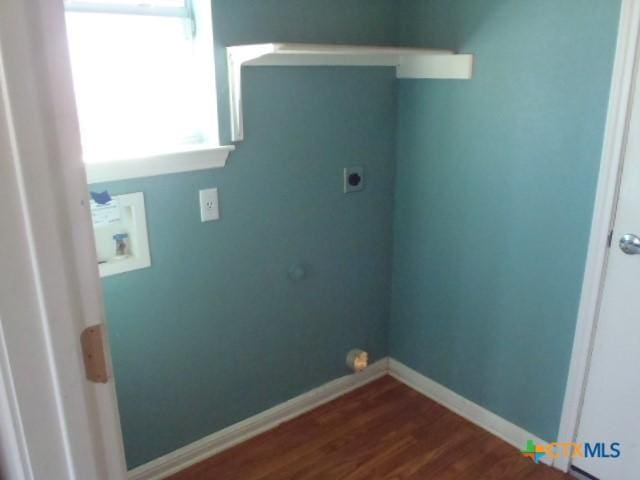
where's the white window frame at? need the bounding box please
[64,0,234,183]
[64,1,192,18]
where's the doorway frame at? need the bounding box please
[556,0,640,473]
[0,0,127,478]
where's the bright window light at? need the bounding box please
[64,1,218,163]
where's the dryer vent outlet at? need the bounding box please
[346,349,369,373]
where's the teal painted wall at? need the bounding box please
[92,0,623,469]
[390,0,621,442]
[93,0,398,469]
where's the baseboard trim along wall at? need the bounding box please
[128,358,390,480]
[130,357,555,479]
[388,359,553,467]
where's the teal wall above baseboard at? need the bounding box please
[94,0,399,469]
[390,0,621,442]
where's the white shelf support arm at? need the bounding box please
[227,51,245,142]
[228,44,278,142]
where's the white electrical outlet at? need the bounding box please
[199,188,219,222]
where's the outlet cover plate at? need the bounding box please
[199,188,219,222]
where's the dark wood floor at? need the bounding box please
[169,376,572,480]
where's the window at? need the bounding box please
[64,0,219,163]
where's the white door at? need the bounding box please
[573,52,640,479]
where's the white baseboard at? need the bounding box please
[128,358,389,480]
[388,358,553,467]
[130,356,557,479]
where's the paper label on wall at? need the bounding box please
[90,191,121,227]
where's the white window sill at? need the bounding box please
[85,144,235,184]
